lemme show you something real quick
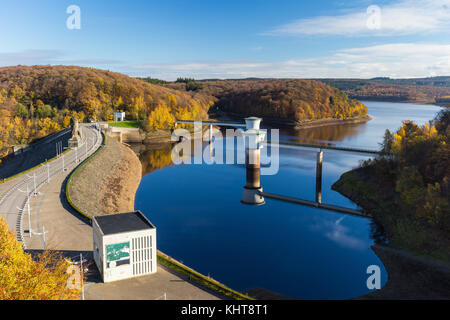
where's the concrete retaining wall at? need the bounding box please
[103,125,144,143]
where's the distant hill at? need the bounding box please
[165,79,368,127]
[317,77,450,105]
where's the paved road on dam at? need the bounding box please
[0,124,102,246]
[0,124,224,300]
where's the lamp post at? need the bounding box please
[80,253,85,300]
[27,173,37,196]
[18,184,32,237]
[45,159,50,183]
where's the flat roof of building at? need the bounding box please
[94,211,155,235]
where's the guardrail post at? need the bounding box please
[209,124,213,144]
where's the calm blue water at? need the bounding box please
[135,101,443,299]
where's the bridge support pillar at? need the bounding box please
[241,117,265,205]
[209,124,213,144]
[315,151,323,204]
[241,145,265,205]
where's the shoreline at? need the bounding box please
[332,167,450,262]
[350,96,449,107]
[332,168,450,299]
[206,112,372,131]
[292,115,372,130]
[122,113,374,146]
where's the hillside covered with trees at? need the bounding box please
[166,79,368,126]
[0,65,214,159]
[319,77,450,105]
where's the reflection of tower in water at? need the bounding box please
[241,117,265,205]
[316,151,323,204]
[239,119,325,207]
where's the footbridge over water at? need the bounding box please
[175,119,381,155]
[175,117,375,218]
[175,120,247,129]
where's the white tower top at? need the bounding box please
[245,117,262,130]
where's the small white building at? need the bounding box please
[93,211,157,283]
[113,112,126,122]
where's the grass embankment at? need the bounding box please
[65,132,252,300]
[109,121,142,128]
[157,251,253,300]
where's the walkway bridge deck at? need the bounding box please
[175,120,247,128]
[266,140,381,155]
[175,119,381,155]
[258,191,371,218]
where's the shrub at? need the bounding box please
[0,218,81,300]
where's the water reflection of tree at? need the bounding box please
[284,123,365,145]
[136,143,174,176]
[369,220,388,245]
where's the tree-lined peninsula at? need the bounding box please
[165,79,369,127]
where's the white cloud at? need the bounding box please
[129,43,450,79]
[265,0,450,36]
[130,61,275,79]
[311,216,369,250]
[4,43,450,80]
[0,50,64,65]
[0,50,122,67]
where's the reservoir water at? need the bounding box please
[134,101,443,299]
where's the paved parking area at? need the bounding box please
[84,264,223,300]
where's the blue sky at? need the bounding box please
[1,0,450,80]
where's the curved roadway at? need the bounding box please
[0,124,102,247]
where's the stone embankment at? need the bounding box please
[68,135,142,216]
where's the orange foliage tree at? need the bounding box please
[0,218,81,300]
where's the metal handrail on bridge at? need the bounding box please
[265,140,381,155]
[175,120,247,128]
[175,120,380,155]
[257,191,371,218]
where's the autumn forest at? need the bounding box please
[0,65,214,159]
[0,65,371,161]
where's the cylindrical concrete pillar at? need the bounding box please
[245,148,261,189]
[241,147,265,205]
[315,151,323,204]
[209,124,213,144]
